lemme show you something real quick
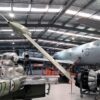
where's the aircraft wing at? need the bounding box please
[78,18,100,30]
[18,56,74,64]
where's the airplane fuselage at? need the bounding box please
[54,40,100,65]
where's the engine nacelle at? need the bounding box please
[75,70,100,91]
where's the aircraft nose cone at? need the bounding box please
[53,52,63,60]
[53,53,59,59]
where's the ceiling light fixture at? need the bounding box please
[12,42,15,44]
[0,29,12,32]
[65,9,78,15]
[78,12,92,18]
[11,33,15,36]
[65,9,100,20]
[48,29,100,40]
[0,5,100,21]
[31,5,48,12]
[29,29,44,32]
[72,37,75,40]
[0,39,77,47]
[48,8,62,13]
[13,7,30,12]
[38,39,78,46]
[92,15,100,20]
[0,7,11,11]
[0,29,44,32]
[13,4,31,12]
[0,4,61,13]
[0,28,100,40]
[9,13,15,18]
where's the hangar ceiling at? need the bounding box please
[0,0,100,53]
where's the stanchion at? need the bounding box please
[70,73,72,94]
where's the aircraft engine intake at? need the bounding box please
[75,69,100,91]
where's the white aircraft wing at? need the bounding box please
[19,56,74,64]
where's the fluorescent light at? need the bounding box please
[31,5,61,13]
[0,7,11,11]
[1,28,100,40]
[0,29,12,32]
[0,6,100,21]
[72,37,75,40]
[43,46,65,50]
[13,4,31,12]
[30,29,44,32]
[38,39,78,47]
[9,13,15,18]
[65,9,100,20]
[87,28,96,31]
[78,12,92,18]
[48,7,62,13]
[76,26,85,29]
[91,15,100,20]
[79,32,87,35]
[31,5,48,12]
[65,39,71,42]
[48,29,56,33]
[65,9,78,15]
[0,29,44,32]
[0,39,77,47]
[0,39,28,42]
[31,8,47,12]
[48,29,100,40]
[13,7,30,12]
[12,42,15,44]
[0,6,61,13]
[48,8,61,13]
[66,9,92,18]
[11,33,15,36]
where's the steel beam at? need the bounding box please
[0,23,99,34]
[63,0,95,26]
[38,0,76,38]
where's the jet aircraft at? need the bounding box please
[54,40,100,65]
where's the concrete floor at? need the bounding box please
[33,84,96,100]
